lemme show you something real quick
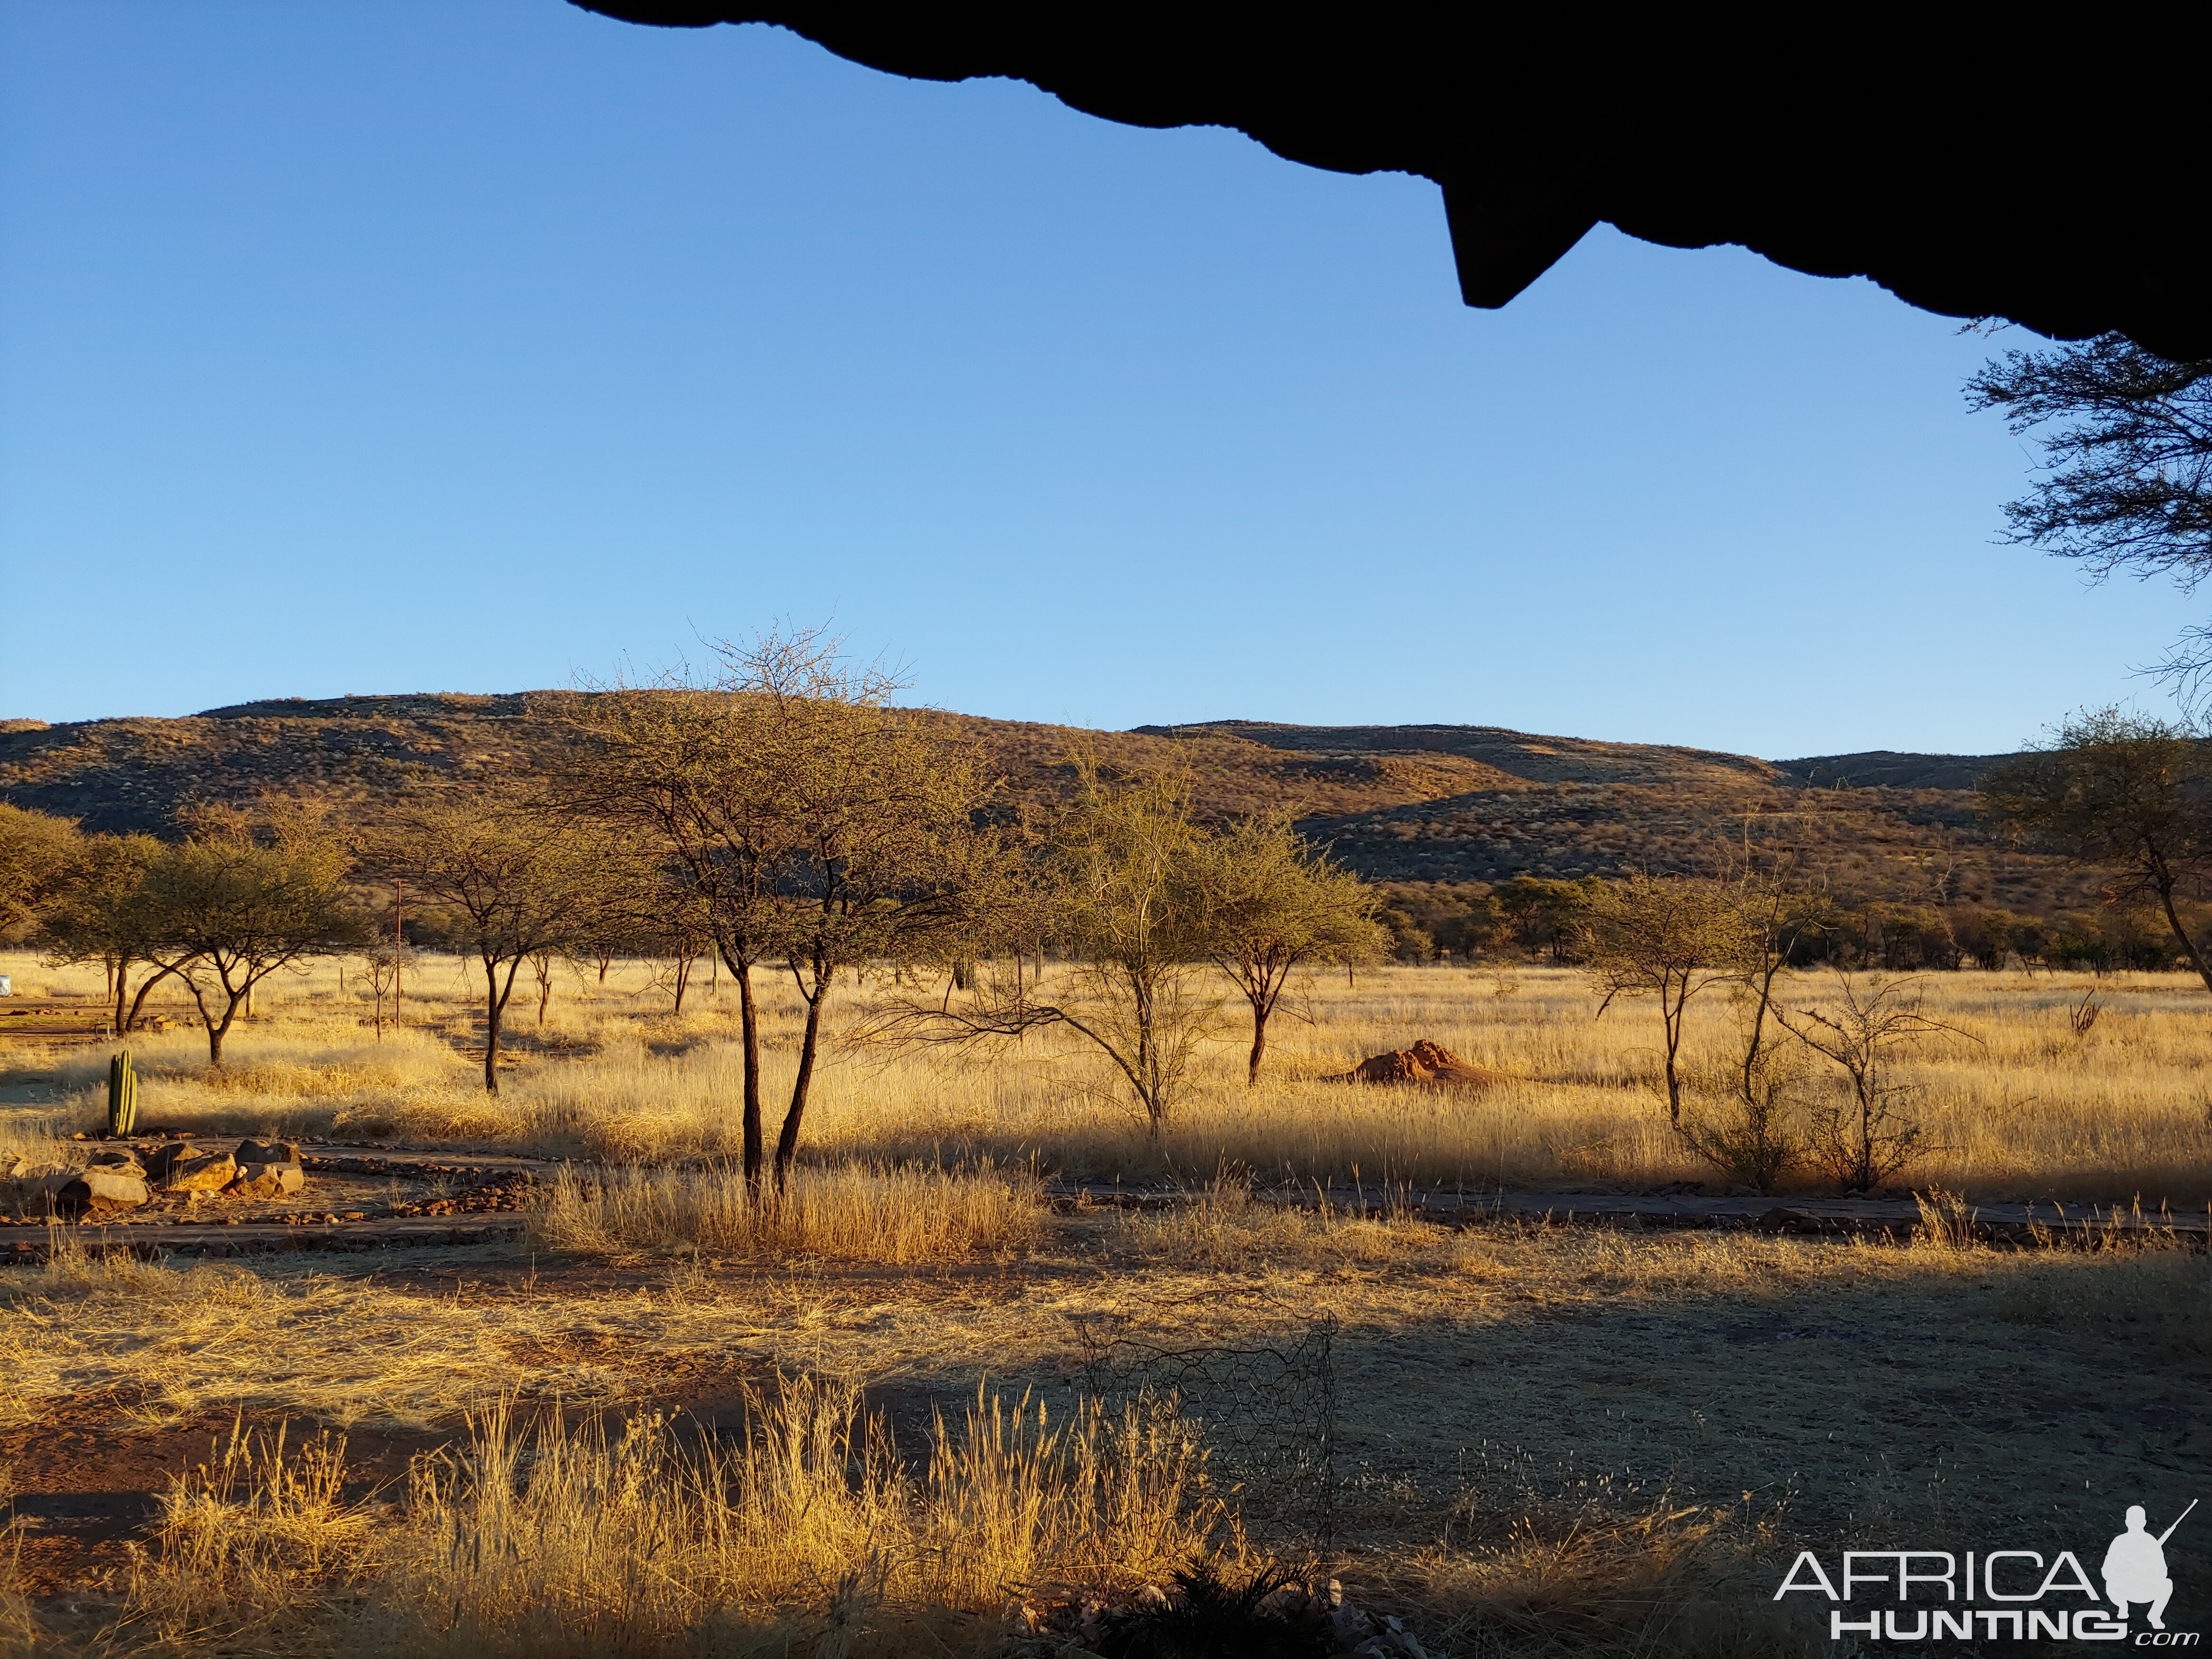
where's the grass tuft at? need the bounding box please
[527,1160,1048,1263]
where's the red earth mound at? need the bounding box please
[1335,1039,1511,1088]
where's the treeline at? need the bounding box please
[1372,879,2206,973]
[0,799,365,1061]
[0,629,1389,1192]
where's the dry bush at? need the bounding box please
[1910,1185,1980,1251]
[420,1378,1216,1638]
[528,1161,1047,1263]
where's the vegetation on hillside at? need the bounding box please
[0,696,2107,915]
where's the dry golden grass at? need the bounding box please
[529,1161,1046,1263]
[396,1382,1219,1654]
[4,1202,2206,1655]
[1117,1180,1434,1268]
[1400,1497,1802,1659]
[0,1237,637,1433]
[114,1377,1224,1659]
[0,1478,31,1659]
[6,948,2207,1656]
[128,1417,375,1650]
[9,951,2207,1201]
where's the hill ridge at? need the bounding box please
[0,692,2082,911]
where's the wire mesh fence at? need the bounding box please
[1070,1307,1339,1547]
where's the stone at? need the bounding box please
[1255,1585,1310,1618]
[155,1151,238,1194]
[51,1165,149,1215]
[227,1163,305,1199]
[1332,1606,1374,1647]
[143,1142,198,1180]
[1133,1583,1169,1611]
[1362,1617,1427,1659]
[235,1139,302,1167]
[86,1149,143,1171]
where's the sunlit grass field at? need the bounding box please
[3,949,2209,1655]
[5,951,2207,1202]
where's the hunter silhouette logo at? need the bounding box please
[2108,1503,2196,1632]
[1774,1497,2201,1644]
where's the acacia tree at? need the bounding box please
[1969,335,2212,680]
[651,880,715,1016]
[1197,814,1385,1085]
[374,795,628,1093]
[144,801,367,1065]
[42,831,193,1033]
[570,626,992,1189]
[569,639,832,1189]
[1668,861,1831,1193]
[1980,709,2212,993]
[0,804,81,940]
[568,688,782,1177]
[354,941,413,1039]
[1579,875,1756,1126]
[1775,974,1973,1192]
[896,764,1216,1136]
[747,637,993,1189]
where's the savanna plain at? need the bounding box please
[2,953,2208,1657]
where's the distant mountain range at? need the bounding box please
[0,696,2087,911]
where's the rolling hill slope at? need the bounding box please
[0,696,2091,911]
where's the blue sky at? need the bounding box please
[0,1,2191,756]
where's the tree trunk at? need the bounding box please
[124,963,179,1034]
[1659,970,1689,1125]
[1247,1003,1268,1087]
[2154,881,2212,995]
[730,950,763,1193]
[483,956,520,1095]
[184,966,245,1066]
[207,988,244,1065]
[774,973,831,1190]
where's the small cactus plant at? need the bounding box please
[107,1049,138,1137]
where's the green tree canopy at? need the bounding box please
[146,800,367,1064]
[371,792,630,1094]
[1196,814,1385,1085]
[1580,875,1758,1125]
[1980,708,2212,992]
[0,803,82,940]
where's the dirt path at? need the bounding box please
[6,1140,2200,1262]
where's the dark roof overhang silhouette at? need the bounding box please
[572,7,2208,362]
